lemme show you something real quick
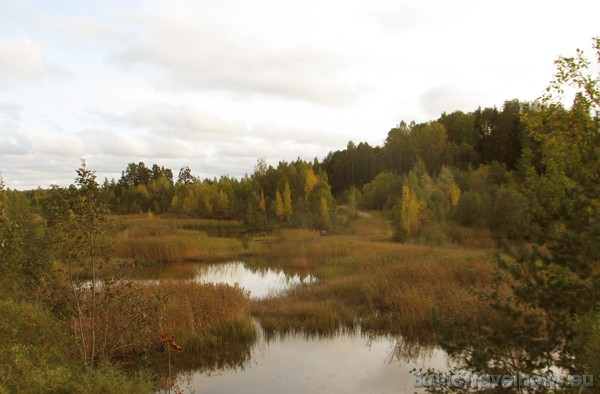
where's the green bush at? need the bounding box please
[573,307,600,380]
[419,223,448,246]
[0,300,154,394]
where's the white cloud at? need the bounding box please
[0,101,21,131]
[17,129,85,156]
[0,37,45,80]
[420,85,483,117]
[107,103,247,140]
[79,128,151,157]
[59,16,125,43]
[0,137,28,155]
[251,122,342,148]
[117,0,362,104]
[2,0,600,189]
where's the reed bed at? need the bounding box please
[114,235,242,263]
[110,215,243,233]
[252,229,355,270]
[251,221,497,341]
[155,281,256,353]
[346,211,394,239]
[109,213,499,345]
[69,281,256,360]
[111,216,243,263]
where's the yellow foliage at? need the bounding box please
[449,183,461,207]
[283,181,293,220]
[319,196,331,229]
[216,190,229,217]
[304,168,318,200]
[399,185,423,238]
[275,190,285,220]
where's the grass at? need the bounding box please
[251,229,351,270]
[122,281,257,377]
[66,280,257,358]
[109,212,500,343]
[152,281,256,354]
[0,299,154,394]
[111,216,244,263]
[108,212,499,347]
[1,210,502,392]
[250,212,498,342]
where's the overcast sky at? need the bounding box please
[1,0,598,189]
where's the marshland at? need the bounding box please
[1,38,599,393]
[102,212,498,393]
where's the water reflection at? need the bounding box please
[125,261,316,299]
[157,325,449,394]
[119,262,450,393]
[194,262,316,299]
[147,340,253,377]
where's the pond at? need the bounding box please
[160,325,449,394]
[194,262,317,299]
[124,261,316,299]
[123,261,451,393]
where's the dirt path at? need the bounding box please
[337,205,372,218]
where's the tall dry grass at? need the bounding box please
[107,213,499,345]
[252,229,356,270]
[114,235,242,263]
[69,281,256,360]
[111,216,244,263]
[347,211,394,239]
[251,216,498,341]
[155,281,256,353]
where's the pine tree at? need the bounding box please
[440,37,600,379]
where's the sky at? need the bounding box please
[0,0,598,190]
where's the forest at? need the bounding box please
[0,39,598,392]
[18,96,544,243]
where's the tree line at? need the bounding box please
[23,158,335,231]
[14,97,583,243]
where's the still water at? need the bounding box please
[125,261,450,393]
[195,262,317,299]
[169,327,449,394]
[126,261,316,299]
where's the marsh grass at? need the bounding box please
[252,229,354,270]
[110,213,499,346]
[178,218,245,237]
[154,281,256,354]
[251,214,498,341]
[111,216,244,263]
[114,235,242,263]
[252,280,357,337]
[65,280,256,368]
[347,211,393,239]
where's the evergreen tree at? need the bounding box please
[441,37,600,379]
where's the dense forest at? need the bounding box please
[1,39,598,392]
[10,97,549,245]
[13,97,556,246]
